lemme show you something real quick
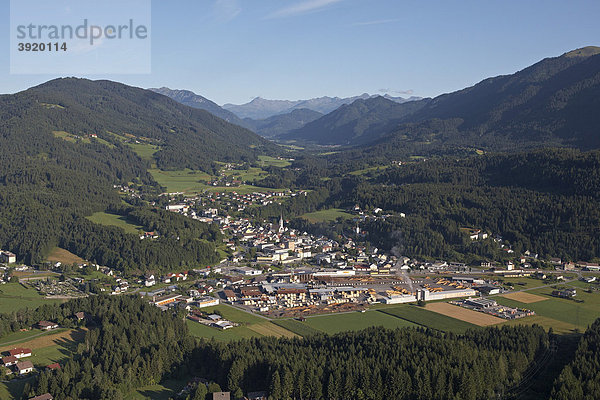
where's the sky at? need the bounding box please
[0,0,599,105]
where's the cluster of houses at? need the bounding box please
[142,271,188,287]
[1,347,34,375]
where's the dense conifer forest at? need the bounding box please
[14,295,555,400]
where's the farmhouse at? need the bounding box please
[16,360,34,375]
[38,320,59,331]
[9,347,32,358]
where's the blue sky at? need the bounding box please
[1,0,599,105]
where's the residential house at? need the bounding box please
[1,355,18,366]
[16,360,34,375]
[212,393,231,400]
[144,273,156,287]
[38,321,59,331]
[9,348,32,358]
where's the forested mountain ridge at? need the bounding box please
[279,96,429,145]
[3,78,275,171]
[284,47,600,151]
[0,78,256,269]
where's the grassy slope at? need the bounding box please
[258,155,292,168]
[301,208,353,223]
[86,212,145,235]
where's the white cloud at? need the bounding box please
[214,0,242,23]
[265,0,343,19]
[378,88,414,96]
[351,18,402,27]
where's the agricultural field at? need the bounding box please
[424,302,504,326]
[149,169,213,193]
[301,208,353,223]
[0,283,61,314]
[379,305,478,333]
[348,165,389,176]
[499,315,579,335]
[497,277,568,290]
[46,247,86,265]
[258,155,292,168]
[246,322,298,338]
[198,304,265,324]
[86,212,145,235]
[496,288,600,331]
[185,304,299,342]
[501,291,547,303]
[302,310,418,334]
[0,328,67,347]
[222,167,269,183]
[0,328,85,368]
[271,319,321,337]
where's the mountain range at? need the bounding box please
[282,46,600,150]
[222,93,420,120]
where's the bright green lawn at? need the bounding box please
[303,310,417,334]
[0,283,61,314]
[301,208,353,223]
[379,305,477,334]
[86,212,144,235]
[271,319,321,337]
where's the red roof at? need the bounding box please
[47,363,61,370]
[2,355,17,364]
[9,348,31,357]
